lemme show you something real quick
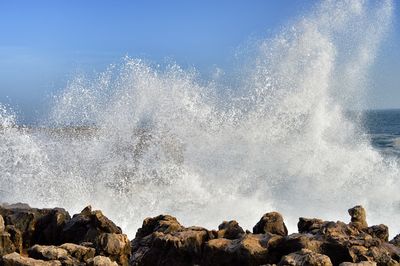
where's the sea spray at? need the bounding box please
[0,0,398,237]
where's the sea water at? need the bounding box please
[0,0,398,238]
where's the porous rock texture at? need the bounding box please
[0,203,399,266]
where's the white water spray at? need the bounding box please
[0,0,398,237]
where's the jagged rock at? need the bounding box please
[272,233,322,257]
[202,233,283,265]
[0,205,70,248]
[95,233,130,266]
[217,220,245,239]
[278,248,333,266]
[5,225,23,254]
[62,206,121,244]
[390,234,400,247]
[339,262,377,266]
[298,217,325,234]
[365,224,389,242]
[134,214,183,239]
[28,244,69,261]
[2,252,62,265]
[34,208,71,245]
[132,224,212,266]
[87,255,118,266]
[253,212,288,236]
[0,231,15,256]
[0,215,4,232]
[348,206,368,230]
[59,243,95,262]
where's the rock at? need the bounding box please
[365,224,389,242]
[134,214,183,239]
[278,248,333,266]
[390,234,400,247]
[5,225,23,254]
[339,262,377,266]
[202,233,283,265]
[28,244,69,261]
[298,217,325,234]
[348,206,368,230]
[59,243,95,262]
[0,231,15,256]
[0,205,70,248]
[0,215,4,232]
[95,233,130,266]
[87,255,118,266]
[33,208,71,245]
[272,233,322,257]
[2,252,62,266]
[62,206,121,244]
[217,220,245,239]
[132,225,212,266]
[253,212,288,236]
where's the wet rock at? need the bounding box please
[348,206,368,230]
[95,233,130,266]
[87,255,118,266]
[62,206,121,244]
[217,220,245,239]
[2,252,62,266]
[253,212,288,236]
[278,248,333,266]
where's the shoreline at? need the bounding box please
[0,203,399,265]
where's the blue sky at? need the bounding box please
[0,1,399,123]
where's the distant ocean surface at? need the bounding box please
[364,109,400,157]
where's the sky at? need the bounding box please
[0,0,399,124]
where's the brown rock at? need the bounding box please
[0,231,15,256]
[2,252,62,266]
[0,205,70,248]
[5,226,22,254]
[87,255,118,266]
[217,220,245,239]
[95,233,130,266]
[298,217,325,234]
[278,248,333,266]
[62,206,121,244]
[389,234,400,247]
[132,225,212,266]
[28,244,69,261]
[59,243,95,262]
[202,233,282,265]
[348,206,368,230]
[339,262,377,266]
[134,214,183,239]
[253,212,288,236]
[0,215,4,232]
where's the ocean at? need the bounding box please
[0,0,398,238]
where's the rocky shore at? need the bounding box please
[0,204,399,266]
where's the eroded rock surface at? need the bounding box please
[0,204,398,266]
